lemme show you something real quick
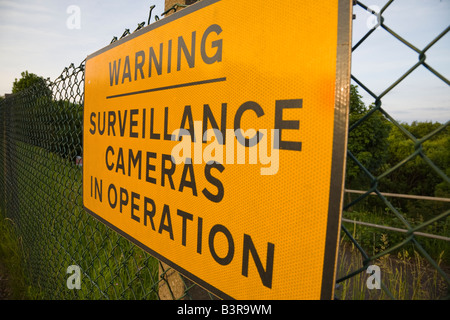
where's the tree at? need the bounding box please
[12,71,51,97]
[346,85,391,190]
[378,121,449,218]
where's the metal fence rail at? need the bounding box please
[0,1,448,300]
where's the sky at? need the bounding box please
[351,0,449,123]
[0,0,166,91]
[0,0,449,123]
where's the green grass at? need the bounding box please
[335,239,449,300]
[337,213,450,300]
[2,142,161,299]
[0,214,41,299]
[342,208,450,265]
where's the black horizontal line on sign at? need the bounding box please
[106,77,227,99]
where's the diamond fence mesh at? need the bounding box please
[0,1,448,300]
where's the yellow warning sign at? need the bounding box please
[83,0,352,300]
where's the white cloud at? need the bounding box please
[0,0,53,13]
[0,0,55,26]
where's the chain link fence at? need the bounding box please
[0,1,448,300]
[337,0,449,300]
